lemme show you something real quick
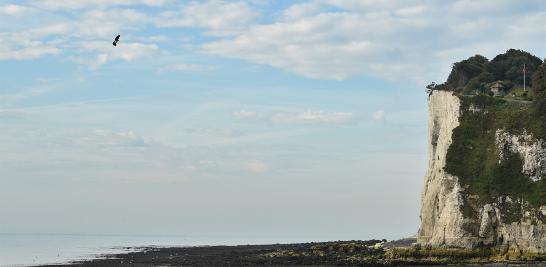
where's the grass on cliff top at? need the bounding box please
[444,95,546,222]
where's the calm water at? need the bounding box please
[0,233,190,266]
[0,233,336,266]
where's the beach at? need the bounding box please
[40,240,388,266]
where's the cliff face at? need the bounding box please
[418,90,470,247]
[418,90,546,253]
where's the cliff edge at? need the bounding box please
[418,90,468,247]
[418,90,546,254]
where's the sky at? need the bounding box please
[1,0,546,242]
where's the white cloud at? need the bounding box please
[145,35,169,42]
[394,5,428,17]
[3,0,546,82]
[0,126,199,182]
[0,86,56,104]
[28,23,74,38]
[182,127,242,138]
[75,9,150,38]
[232,110,258,119]
[270,110,353,124]
[81,42,158,68]
[77,129,148,147]
[202,10,426,80]
[29,0,170,11]
[202,1,546,82]
[0,7,152,63]
[320,0,397,11]
[450,0,532,14]
[372,110,385,121]
[232,109,354,124]
[0,4,30,15]
[0,22,70,60]
[0,45,60,60]
[155,1,258,35]
[158,63,218,73]
[239,161,269,173]
[281,2,321,21]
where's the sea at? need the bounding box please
[0,233,330,266]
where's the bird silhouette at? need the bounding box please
[113,34,120,46]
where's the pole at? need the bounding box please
[523,63,526,93]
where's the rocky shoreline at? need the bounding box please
[39,239,546,266]
[39,240,385,266]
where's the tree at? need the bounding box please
[531,61,546,100]
[439,49,543,93]
[446,55,488,90]
[489,49,542,85]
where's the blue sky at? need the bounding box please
[1,0,546,241]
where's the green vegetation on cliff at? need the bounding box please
[442,50,546,223]
[445,96,546,212]
[437,49,543,96]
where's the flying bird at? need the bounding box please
[113,34,120,46]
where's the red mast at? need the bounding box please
[523,63,528,92]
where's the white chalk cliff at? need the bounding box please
[418,90,546,253]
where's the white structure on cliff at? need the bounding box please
[490,82,505,97]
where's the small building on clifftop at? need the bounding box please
[490,81,505,97]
